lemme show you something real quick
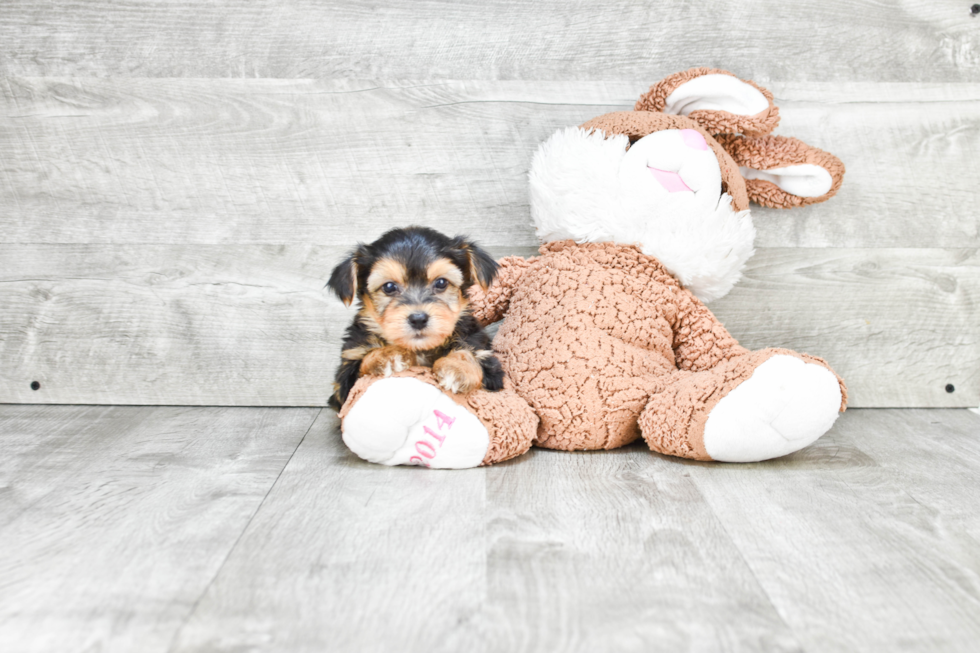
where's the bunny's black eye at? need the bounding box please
[433,278,449,292]
[382,282,399,296]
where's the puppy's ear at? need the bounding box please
[327,247,364,307]
[459,239,499,291]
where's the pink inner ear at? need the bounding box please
[648,167,693,193]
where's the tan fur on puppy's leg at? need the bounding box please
[433,350,483,394]
[360,346,415,378]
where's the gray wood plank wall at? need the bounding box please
[1,1,978,407]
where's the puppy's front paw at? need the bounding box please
[433,350,483,394]
[360,346,413,378]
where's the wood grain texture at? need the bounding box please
[463,450,803,652]
[172,410,802,653]
[0,244,342,406]
[170,408,493,653]
[1,8,977,410]
[1,245,976,407]
[0,404,319,653]
[0,0,977,81]
[710,247,980,408]
[1,77,978,248]
[3,405,978,652]
[686,410,980,652]
[831,409,980,532]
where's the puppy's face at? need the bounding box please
[367,253,470,350]
[328,227,498,351]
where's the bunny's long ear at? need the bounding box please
[715,134,845,208]
[636,68,779,137]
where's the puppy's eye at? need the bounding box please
[433,278,449,292]
[381,282,399,296]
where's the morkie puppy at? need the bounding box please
[327,226,505,410]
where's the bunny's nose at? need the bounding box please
[681,129,708,151]
[407,312,429,330]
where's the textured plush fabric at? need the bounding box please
[640,348,846,461]
[469,241,848,455]
[578,112,749,212]
[339,68,848,465]
[635,67,780,138]
[339,367,538,465]
[715,134,846,208]
[527,125,756,302]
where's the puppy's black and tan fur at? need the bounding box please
[327,226,505,410]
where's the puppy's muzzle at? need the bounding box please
[407,312,429,330]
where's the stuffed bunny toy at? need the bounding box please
[336,67,847,468]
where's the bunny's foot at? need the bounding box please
[338,369,538,468]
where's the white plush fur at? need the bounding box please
[529,127,756,303]
[664,74,770,116]
[740,164,833,198]
[342,377,489,469]
[702,355,842,462]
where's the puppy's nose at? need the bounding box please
[407,312,429,330]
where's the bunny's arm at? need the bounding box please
[671,286,749,372]
[468,256,532,326]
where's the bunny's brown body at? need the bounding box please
[337,68,847,467]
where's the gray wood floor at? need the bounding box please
[2,405,979,652]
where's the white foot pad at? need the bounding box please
[342,377,489,469]
[703,355,842,463]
